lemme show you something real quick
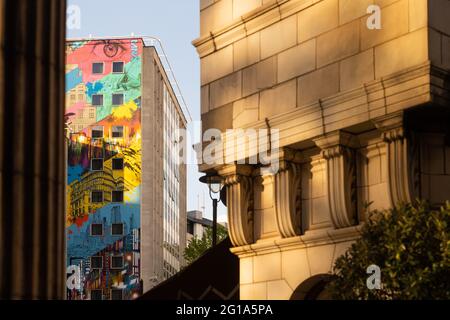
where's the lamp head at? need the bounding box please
[199,173,224,195]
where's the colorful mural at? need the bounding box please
[65,39,143,300]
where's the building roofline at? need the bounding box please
[66,35,192,123]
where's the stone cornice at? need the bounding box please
[199,62,440,173]
[230,225,363,258]
[192,0,321,57]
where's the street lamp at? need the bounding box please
[199,173,224,247]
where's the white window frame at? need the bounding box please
[92,62,104,75]
[112,158,124,171]
[112,93,125,106]
[90,289,103,300]
[91,126,104,139]
[111,255,124,270]
[111,190,124,203]
[110,289,123,300]
[91,191,104,203]
[91,158,104,172]
[112,61,125,74]
[90,223,104,237]
[92,94,104,106]
[90,256,103,269]
[111,223,124,236]
[111,126,124,138]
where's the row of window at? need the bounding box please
[90,255,124,270]
[91,158,124,171]
[91,126,124,139]
[91,190,124,203]
[92,93,124,107]
[90,223,124,236]
[92,62,125,75]
[91,289,124,301]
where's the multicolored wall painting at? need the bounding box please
[65,39,143,300]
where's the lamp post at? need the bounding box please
[199,173,224,247]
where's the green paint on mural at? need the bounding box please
[88,57,142,121]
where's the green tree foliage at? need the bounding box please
[184,224,228,265]
[327,201,450,300]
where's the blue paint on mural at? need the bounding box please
[67,165,84,185]
[66,203,140,263]
[66,68,83,92]
[86,82,104,98]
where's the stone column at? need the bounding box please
[0,0,66,299]
[314,131,359,229]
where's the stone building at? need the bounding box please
[187,210,213,243]
[0,0,66,299]
[193,0,450,299]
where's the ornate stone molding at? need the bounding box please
[230,225,363,258]
[198,62,433,173]
[314,131,358,229]
[193,0,321,57]
[219,165,254,247]
[373,112,417,207]
[273,148,303,238]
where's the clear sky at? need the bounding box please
[67,0,227,222]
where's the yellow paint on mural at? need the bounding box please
[112,100,139,120]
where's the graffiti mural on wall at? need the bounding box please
[65,39,143,300]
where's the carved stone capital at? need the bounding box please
[373,112,404,132]
[219,165,254,247]
[373,112,416,206]
[314,131,358,229]
[273,148,302,238]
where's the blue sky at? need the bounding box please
[67,0,227,221]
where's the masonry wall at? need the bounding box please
[141,47,187,292]
[197,0,438,133]
[195,0,450,300]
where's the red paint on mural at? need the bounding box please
[74,214,89,228]
[66,39,143,83]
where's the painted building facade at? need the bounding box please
[65,38,187,300]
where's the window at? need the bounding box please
[89,110,95,119]
[91,191,103,203]
[112,158,124,170]
[111,191,124,203]
[111,289,123,301]
[112,126,124,138]
[112,62,124,73]
[90,256,103,269]
[91,224,103,236]
[187,221,194,235]
[91,159,104,171]
[111,256,124,269]
[91,126,103,139]
[112,223,124,236]
[92,63,104,74]
[92,94,103,106]
[90,289,103,301]
[112,94,124,106]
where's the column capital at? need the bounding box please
[219,164,255,247]
[217,164,253,180]
[314,131,358,229]
[373,112,405,135]
[275,147,302,172]
[314,130,359,151]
